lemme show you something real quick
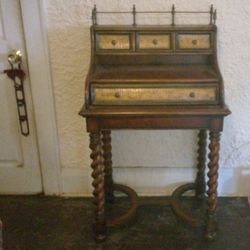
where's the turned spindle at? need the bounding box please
[102,130,114,203]
[205,131,220,240]
[195,130,207,200]
[89,132,106,242]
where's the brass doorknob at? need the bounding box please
[8,50,22,66]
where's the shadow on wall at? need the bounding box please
[219,167,250,196]
[47,24,92,168]
[219,142,250,196]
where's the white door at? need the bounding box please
[0,0,42,194]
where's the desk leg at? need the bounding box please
[89,132,106,242]
[195,130,207,200]
[205,131,220,240]
[102,130,114,203]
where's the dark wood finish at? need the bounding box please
[89,132,106,242]
[80,14,230,242]
[195,130,207,200]
[205,131,220,240]
[85,115,226,134]
[171,183,204,227]
[107,184,138,227]
[102,130,114,203]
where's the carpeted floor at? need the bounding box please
[0,196,249,250]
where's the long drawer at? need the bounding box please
[92,84,218,105]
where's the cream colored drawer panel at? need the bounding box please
[177,34,211,49]
[138,34,171,50]
[93,85,217,105]
[97,34,130,50]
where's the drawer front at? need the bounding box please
[92,84,217,105]
[97,33,131,50]
[177,34,211,50]
[137,34,171,50]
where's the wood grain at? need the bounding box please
[93,85,217,105]
[138,34,171,50]
[98,34,130,50]
[178,34,211,49]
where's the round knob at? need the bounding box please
[152,39,158,45]
[192,40,197,45]
[111,40,117,46]
[8,50,22,66]
[189,92,195,98]
[114,92,121,98]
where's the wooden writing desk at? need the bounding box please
[80,5,230,242]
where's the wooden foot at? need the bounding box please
[102,130,114,203]
[89,132,107,242]
[195,130,207,200]
[205,131,220,240]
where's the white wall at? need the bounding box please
[45,0,250,196]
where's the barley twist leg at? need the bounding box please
[89,132,106,242]
[205,131,220,240]
[102,130,114,203]
[195,130,207,200]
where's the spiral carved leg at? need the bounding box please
[205,131,220,241]
[195,130,207,200]
[89,132,106,242]
[102,130,114,203]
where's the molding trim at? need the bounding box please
[20,0,61,195]
[61,166,250,197]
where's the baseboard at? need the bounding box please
[61,166,250,197]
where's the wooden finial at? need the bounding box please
[213,9,217,24]
[172,4,175,26]
[133,5,136,26]
[210,5,214,25]
[92,5,97,25]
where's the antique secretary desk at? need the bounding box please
[79,5,230,242]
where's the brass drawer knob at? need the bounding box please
[192,39,197,45]
[111,40,117,46]
[152,39,158,45]
[114,92,121,98]
[189,92,196,98]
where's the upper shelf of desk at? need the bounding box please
[91,5,217,55]
[93,25,215,55]
[84,5,225,109]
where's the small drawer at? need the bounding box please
[177,34,211,50]
[137,34,171,50]
[92,84,217,105]
[96,33,131,50]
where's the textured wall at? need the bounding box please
[46,0,250,194]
